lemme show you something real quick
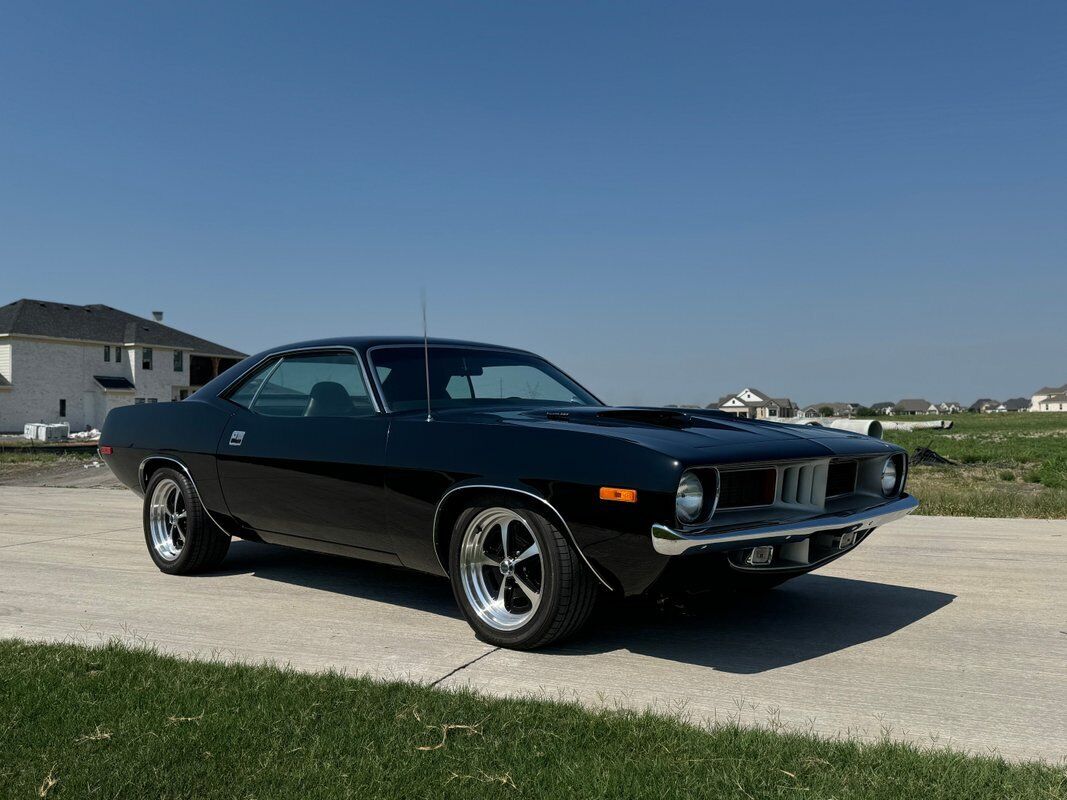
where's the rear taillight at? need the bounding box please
[99,445,113,455]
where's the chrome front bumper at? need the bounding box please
[650,494,919,557]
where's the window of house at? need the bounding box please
[134,398,146,405]
[116,346,122,363]
[174,350,184,372]
[104,345,111,362]
[59,399,66,417]
[147,398,158,403]
[142,348,153,370]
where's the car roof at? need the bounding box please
[193,336,543,400]
[257,336,534,355]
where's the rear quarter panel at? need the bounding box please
[100,400,234,516]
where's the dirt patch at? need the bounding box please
[0,459,125,489]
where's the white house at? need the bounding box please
[1031,383,1067,412]
[1034,392,1067,413]
[712,388,798,420]
[0,299,245,433]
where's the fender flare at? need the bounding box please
[138,455,231,536]
[432,482,614,591]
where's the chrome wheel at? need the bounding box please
[459,507,544,631]
[148,477,187,562]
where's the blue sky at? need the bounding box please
[2,2,1064,406]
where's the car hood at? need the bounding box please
[429,406,899,462]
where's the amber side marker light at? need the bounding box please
[599,487,637,503]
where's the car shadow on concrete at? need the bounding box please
[555,575,956,674]
[216,539,462,620]
[216,540,954,674]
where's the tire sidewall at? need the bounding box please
[449,503,566,648]
[143,468,199,575]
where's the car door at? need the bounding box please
[215,349,394,559]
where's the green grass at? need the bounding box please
[879,413,1067,518]
[2,641,1063,799]
[0,451,96,472]
[0,451,84,464]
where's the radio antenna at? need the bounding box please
[422,289,433,422]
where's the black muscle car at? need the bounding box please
[99,337,917,649]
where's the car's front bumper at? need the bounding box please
[650,494,919,557]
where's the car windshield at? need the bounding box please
[370,347,600,412]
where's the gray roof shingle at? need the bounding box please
[0,299,245,358]
[894,399,935,412]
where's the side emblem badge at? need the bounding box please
[229,430,245,446]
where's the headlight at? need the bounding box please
[676,471,704,524]
[881,457,899,496]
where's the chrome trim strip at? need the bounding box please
[651,494,918,557]
[365,343,605,413]
[137,455,232,537]
[219,345,382,413]
[247,357,282,409]
[432,483,614,591]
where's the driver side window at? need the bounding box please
[229,352,375,418]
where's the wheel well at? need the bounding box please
[432,486,614,591]
[139,457,176,492]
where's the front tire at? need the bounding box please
[449,502,598,649]
[143,468,230,574]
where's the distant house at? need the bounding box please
[969,398,1001,413]
[713,387,798,420]
[893,399,938,415]
[938,401,963,414]
[1003,397,1030,412]
[1034,392,1067,413]
[1030,383,1067,412]
[0,299,245,432]
[871,402,895,414]
[802,402,854,418]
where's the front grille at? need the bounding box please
[826,460,858,497]
[779,461,828,507]
[717,468,777,508]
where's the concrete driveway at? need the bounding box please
[1,486,1064,763]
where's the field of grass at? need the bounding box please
[0,450,95,465]
[880,412,1067,518]
[0,448,96,476]
[2,640,1062,800]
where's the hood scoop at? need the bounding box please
[595,409,695,428]
[540,407,744,432]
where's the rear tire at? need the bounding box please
[449,501,598,649]
[143,468,230,574]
